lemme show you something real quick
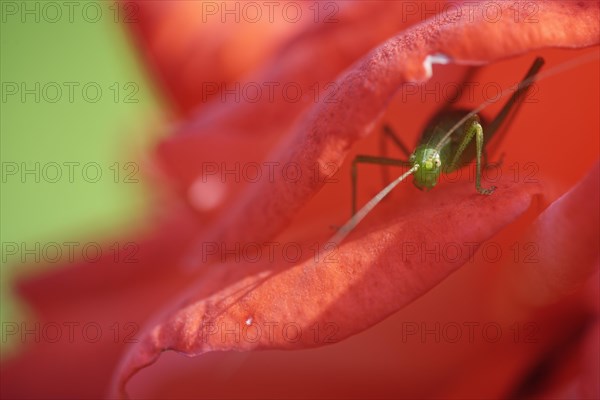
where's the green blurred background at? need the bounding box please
[1,0,159,357]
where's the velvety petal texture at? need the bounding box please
[111,2,599,396]
[114,180,541,397]
[2,1,599,399]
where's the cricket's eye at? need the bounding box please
[434,158,441,168]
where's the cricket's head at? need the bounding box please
[410,146,442,191]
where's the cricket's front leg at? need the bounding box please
[450,116,496,195]
[473,122,497,195]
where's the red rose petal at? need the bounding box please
[503,161,600,307]
[112,179,540,397]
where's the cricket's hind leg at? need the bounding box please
[485,57,546,153]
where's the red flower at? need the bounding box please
[2,2,599,399]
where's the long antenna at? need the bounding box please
[328,164,419,246]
